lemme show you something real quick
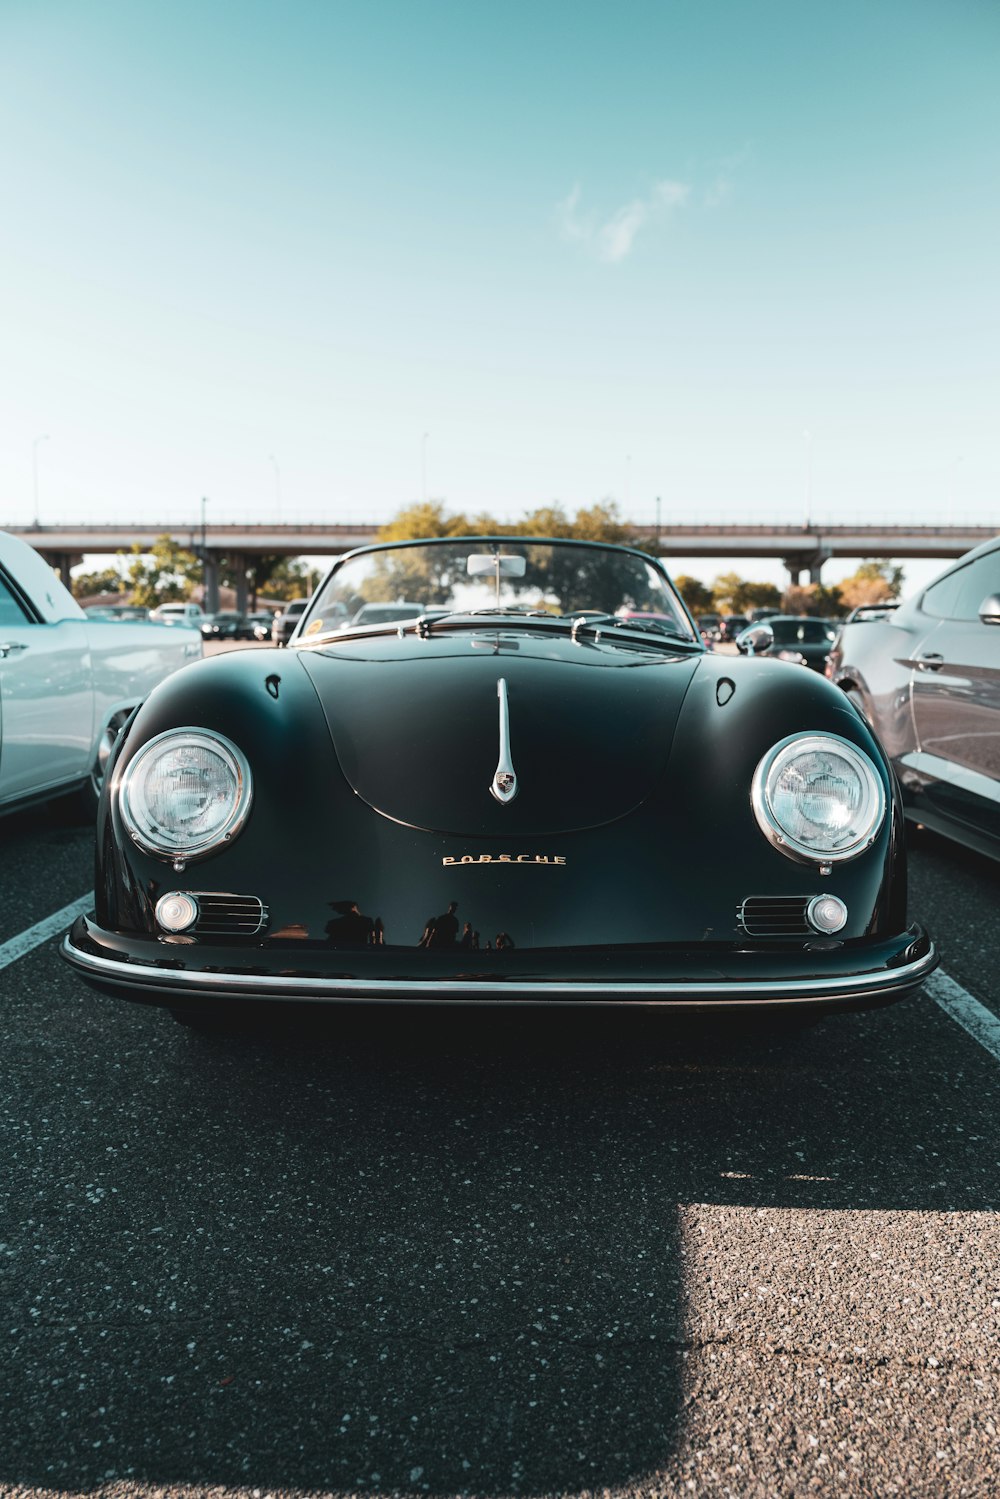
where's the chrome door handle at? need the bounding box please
[916,653,944,671]
[0,641,29,658]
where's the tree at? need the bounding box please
[740,581,782,611]
[364,500,641,614]
[811,582,845,617]
[711,572,751,613]
[254,554,312,603]
[837,559,904,611]
[673,574,715,616]
[217,553,311,608]
[779,582,844,617]
[378,502,474,541]
[514,501,634,545]
[72,565,126,601]
[377,499,635,545]
[119,535,200,609]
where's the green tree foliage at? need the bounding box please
[673,574,715,616]
[740,581,783,611]
[119,535,200,609]
[811,582,845,617]
[837,559,904,610]
[71,566,125,601]
[218,553,311,607]
[366,501,639,612]
[377,502,473,541]
[711,572,751,613]
[513,501,634,545]
[377,499,634,545]
[256,554,312,601]
[712,573,785,615]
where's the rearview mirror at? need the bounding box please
[978,594,1000,625]
[467,554,527,578]
[737,624,774,656]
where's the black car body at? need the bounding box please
[62,536,934,1024]
[827,539,1000,861]
[737,615,838,673]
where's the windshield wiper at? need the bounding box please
[410,610,698,648]
[568,613,698,645]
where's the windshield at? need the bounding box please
[302,538,695,641]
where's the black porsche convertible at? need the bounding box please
[62,536,935,1026]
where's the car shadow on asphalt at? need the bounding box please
[3,982,998,1495]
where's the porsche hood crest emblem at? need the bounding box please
[490,677,518,805]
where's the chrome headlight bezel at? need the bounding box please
[751,731,886,865]
[116,728,253,862]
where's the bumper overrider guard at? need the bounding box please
[61,916,937,1012]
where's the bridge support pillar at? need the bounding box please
[807,548,830,585]
[231,553,250,613]
[51,552,82,588]
[783,550,830,587]
[202,553,220,614]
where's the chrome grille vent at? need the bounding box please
[192,894,269,938]
[737,896,811,937]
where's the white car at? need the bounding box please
[149,601,205,625]
[0,532,203,816]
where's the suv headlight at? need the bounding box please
[751,732,885,864]
[117,729,252,861]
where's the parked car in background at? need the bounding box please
[271,598,308,646]
[826,539,1000,861]
[697,613,722,640]
[0,531,202,817]
[842,601,900,624]
[241,612,276,641]
[61,534,934,1030]
[717,614,750,643]
[84,605,150,622]
[149,601,205,627]
[200,611,245,641]
[736,615,838,672]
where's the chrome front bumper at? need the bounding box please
[61,917,937,1012]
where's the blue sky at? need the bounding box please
[0,0,997,587]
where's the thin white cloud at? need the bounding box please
[555,184,592,244]
[597,198,649,263]
[703,146,752,208]
[556,178,691,263]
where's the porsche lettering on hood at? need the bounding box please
[443,853,568,865]
[297,641,701,836]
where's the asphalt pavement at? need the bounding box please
[1,797,998,1499]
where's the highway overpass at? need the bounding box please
[9,520,996,611]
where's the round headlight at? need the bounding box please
[752,732,886,864]
[117,729,252,861]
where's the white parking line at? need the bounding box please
[0,894,93,972]
[927,969,1000,1065]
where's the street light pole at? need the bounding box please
[803,428,813,530]
[32,434,49,527]
[422,432,429,502]
[268,454,282,518]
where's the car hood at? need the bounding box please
[296,632,702,835]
